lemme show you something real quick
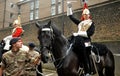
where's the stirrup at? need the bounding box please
[91,50,100,63]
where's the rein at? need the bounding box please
[49,43,73,69]
[36,66,45,76]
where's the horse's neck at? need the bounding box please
[52,36,68,59]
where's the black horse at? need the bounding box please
[36,21,115,76]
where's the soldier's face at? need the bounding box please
[83,14,89,20]
[13,24,18,28]
[14,40,23,48]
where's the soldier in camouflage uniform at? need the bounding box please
[0,37,29,76]
[25,42,41,76]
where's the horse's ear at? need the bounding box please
[35,21,40,28]
[47,20,51,27]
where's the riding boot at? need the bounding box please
[83,47,91,75]
[86,46,92,74]
[72,36,91,74]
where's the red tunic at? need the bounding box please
[12,27,23,37]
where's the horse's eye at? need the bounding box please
[41,33,45,36]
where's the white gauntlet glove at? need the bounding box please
[67,1,73,16]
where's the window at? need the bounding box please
[10,3,14,8]
[30,2,34,10]
[30,1,34,20]
[81,0,88,3]
[58,0,61,2]
[35,10,39,19]
[20,0,24,1]
[51,5,56,15]
[51,0,56,4]
[9,23,12,27]
[58,4,62,14]
[29,0,39,20]
[10,13,13,18]
[30,11,34,20]
[35,0,39,9]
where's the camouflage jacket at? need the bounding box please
[25,50,40,76]
[1,49,29,76]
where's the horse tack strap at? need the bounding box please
[42,27,53,32]
[66,43,73,55]
[42,28,51,31]
[55,56,66,69]
[55,43,73,69]
[91,46,100,63]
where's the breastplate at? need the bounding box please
[80,23,91,31]
[78,20,92,31]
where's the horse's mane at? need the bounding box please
[51,22,62,37]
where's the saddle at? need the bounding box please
[91,42,108,56]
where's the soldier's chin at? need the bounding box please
[19,46,22,48]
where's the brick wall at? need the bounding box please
[0,1,120,44]
[91,1,120,42]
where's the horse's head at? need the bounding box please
[36,21,53,48]
[36,21,55,63]
[36,20,67,63]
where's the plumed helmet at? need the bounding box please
[13,19,19,25]
[82,2,90,15]
[13,15,21,26]
[81,2,91,20]
[82,8,90,15]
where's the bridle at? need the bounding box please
[40,26,54,50]
[40,27,72,69]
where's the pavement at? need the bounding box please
[42,69,57,76]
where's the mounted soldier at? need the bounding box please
[2,15,24,51]
[67,1,95,76]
